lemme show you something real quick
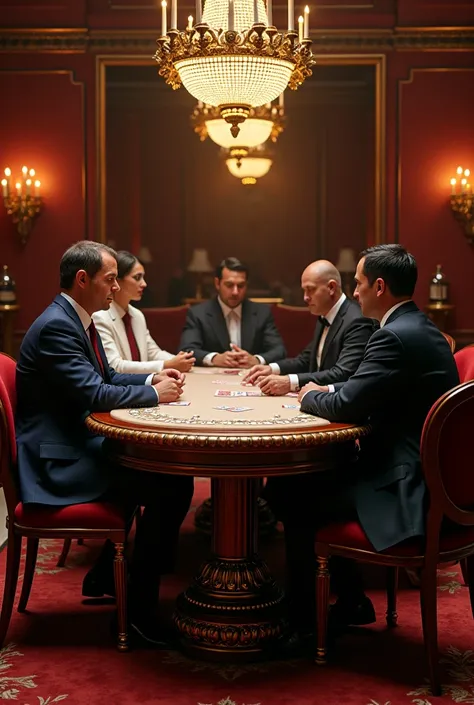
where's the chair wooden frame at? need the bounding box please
[314,381,474,695]
[442,332,456,353]
[0,354,129,651]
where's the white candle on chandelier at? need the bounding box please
[461,178,467,194]
[304,5,309,37]
[34,180,41,197]
[450,178,457,195]
[1,179,8,198]
[288,0,294,30]
[228,0,234,30]
[253,0,259,23]
[298,14,303,41]
[15,182,21,195]
[187,14,193,29]
[171,0,177,29]
[25,178,32,196]
[266,0,272,25]
[279,92,285,108]
[161,0,167,35]
[195,0,202,24]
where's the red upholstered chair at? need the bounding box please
[442,332,456,354]
[140,304,190,354]
[455,345,474,382]
[272,304,315,358]
[0,353,129,651]
[314,381,474,696]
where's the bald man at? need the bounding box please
[244,260,376,395]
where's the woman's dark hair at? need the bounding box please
[60,241,117,290]
[360,244,417,297]
[116,250,141,280]
[215,257,248,280]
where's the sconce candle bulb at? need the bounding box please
[2,165,43,245]
[450,163,473,245]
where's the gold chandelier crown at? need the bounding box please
[153,0,314,137]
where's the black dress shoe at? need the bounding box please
[329,595,376,630]
[82,569,116,598]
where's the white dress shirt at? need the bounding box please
[380,300,412,328]
[60,293,157,396]
[270,294,347,391]
[203,298,265,366]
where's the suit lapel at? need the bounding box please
[209,299,230,351]
[319,298,350,368]
[310,320,324,372]
[240,301,256,352]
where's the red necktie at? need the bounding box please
[88,320,105,377]
[122,312,141,362]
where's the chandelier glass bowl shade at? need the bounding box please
[191,100,286,154]
[225,145,273,185]
[153,0,314,137]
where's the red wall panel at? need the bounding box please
[0,62,87,332]
[398,67,474,330]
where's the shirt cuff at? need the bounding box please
[288,374,299,391]
[269,363,280,374]
[328,384,335,393]
[145,374,154,386]
[156,360,164,372]
[256,355,266,364]
[203,353,217,366]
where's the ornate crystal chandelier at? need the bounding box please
[225,144,273,184]
[191,94,286,158]
[153,0,314,137]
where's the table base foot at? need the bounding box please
[173,555,286,661]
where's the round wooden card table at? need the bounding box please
[86,369,370,662]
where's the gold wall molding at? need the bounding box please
[0,27,473,53]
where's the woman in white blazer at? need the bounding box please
[93,250,195,374]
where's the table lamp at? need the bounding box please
[187,248,213,299]
[336,247,357,298]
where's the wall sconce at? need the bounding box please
[1,166,43,245]
[449,165,473,245]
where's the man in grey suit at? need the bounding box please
[266,245,459,638]
[244,260,375,395]
[180,257,286,367]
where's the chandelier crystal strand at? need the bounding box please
[153,0,314,136]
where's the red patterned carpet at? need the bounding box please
[0,478,473,705]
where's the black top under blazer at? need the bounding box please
[300,301,460,552]
[180,298,286,365]
[277,298,376,387]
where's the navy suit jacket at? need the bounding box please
[300,302,459,551]
[277,298,376,387]
[180,298,286,365]
[16,295,158,506]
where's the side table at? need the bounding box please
[0,304,20,357]
[425,303,455,334]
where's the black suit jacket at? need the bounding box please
[300,301,459,552]
[180,298,286,365]
[277,298,376,387]
[16,295,158,506]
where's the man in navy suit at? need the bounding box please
[180,257,286,367]
[244,260,375,395]
[266,245,459,636]
[16,241,194,645]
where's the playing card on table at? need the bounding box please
[282,404,299,409]
[165,401,191,406]
[285,392,299,397]
[214,390,260,397]
[222,369,241,375]
[214,405,252,412]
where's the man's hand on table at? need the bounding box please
[164,351,195,372]
[227,344,260,369]
[212,346,259,369]
[152,369,186,386]
[243,364,271,384]
[152,373,184,402]
[258,374,291,396]
[298,382,329,402]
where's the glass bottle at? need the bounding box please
[429,264,449,304]
[0,265,16,304]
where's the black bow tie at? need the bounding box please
[319,316,330,328]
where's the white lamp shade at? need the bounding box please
[187,248,213,273]
[336,248,357,273]
[175,55,293,108]
[206,117,273,148]
[202,0,268,31]
[226,155,273,181]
